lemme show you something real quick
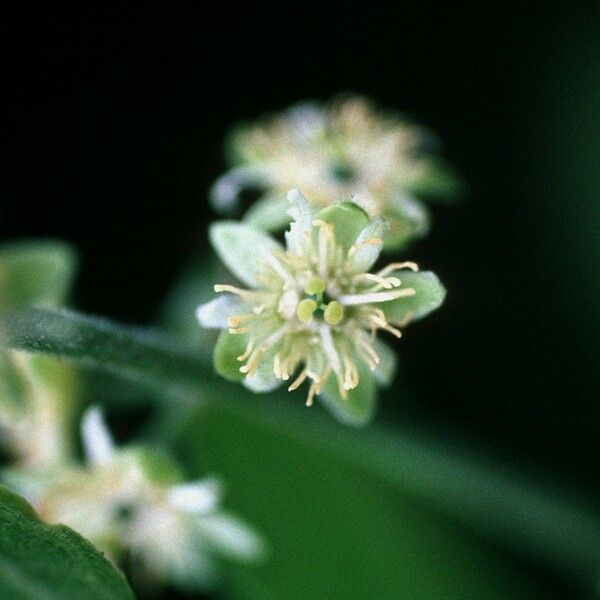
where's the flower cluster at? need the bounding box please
[211,95,460,249]
[4,407,265,589]
[198,190,445,425]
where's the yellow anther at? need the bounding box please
[324,301,344,325]
[297,298,317,322]
[304,276,327,296]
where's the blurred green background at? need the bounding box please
[3,3,599,599]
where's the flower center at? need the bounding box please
[296,276,344,325]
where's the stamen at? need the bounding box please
[313,220,333,278]
[369,314,402,338]
[338,287,416,306]
[262,252,296,287]
[288,368,308,391]
[347,237,382,259]
[376,262,419,278]
[237,337,255,361]
[214,284,255,300]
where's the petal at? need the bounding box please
[349,218,387,273]
[379,271,446,325]
[313,202,371,252]
[284,189,313,254]
[81,406,114,466]
[319,366,377,427]
[168,478,222,513]
[244,192,292,231]
[195,512,267,562]
[209,166,270,213]
[196,295,249,329]
[209,221,283,288]
[372,339,397,387]
[383,194,430,250]
[213,330,248,382]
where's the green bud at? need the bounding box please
[324,301,344,325]
[297,298,317,322]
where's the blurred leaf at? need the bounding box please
[169,403,551,600]
[0,485,134,600]
[1,307,599,596]
[0,240,78,311]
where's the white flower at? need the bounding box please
[198,190,446,425]
[6,407,265,589]
[210,95,461,249]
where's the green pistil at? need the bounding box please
[324,300,344,325]
[297,298,318,322]
[304,277,327,296]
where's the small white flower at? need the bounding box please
[198,191,446,425]
[6,407,265,589]
[210,95,461,249]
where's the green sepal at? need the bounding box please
[313,202,371,251]
[319,365,377,427]
[214,329,249,382]
[380,271,446,325]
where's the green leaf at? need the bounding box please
[209,221,282,288]
[214,329,248,382]
[0,240,78,311]
[313,202,370,251]
[0,485,134,600]
[319,366,376,426]
[243,193,292,231]
[380,271,446,325]
[167,403,553,600]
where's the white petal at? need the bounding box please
[196,295,248,329]
[81,406,114,466]
[284,189,313,254]
[195,512,267,561]
[209,221,283,288]
[168,478,222,513]
[349,218,387,273]
[209,166,270,213]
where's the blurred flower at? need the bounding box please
[211,95,461,249]
[4,407,265,590]
[197,190,445,425]
[0,351,77,467]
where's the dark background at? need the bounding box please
[3,4,598,490]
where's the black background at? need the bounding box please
[3,4,599,492]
